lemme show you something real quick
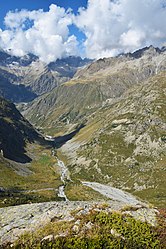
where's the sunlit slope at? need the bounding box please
[61,72,166,207]
[25,46,166,135]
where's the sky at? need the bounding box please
[0,0,166,63]
[0,0,87,40]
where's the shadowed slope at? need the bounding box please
[0,97,44,162]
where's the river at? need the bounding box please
[56,157,141,205]
[56,158,70,201]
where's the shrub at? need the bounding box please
[8,209,162,249]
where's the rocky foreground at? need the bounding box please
[0,199,158,247]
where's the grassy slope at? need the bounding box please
[0,144,62,207]
[24,48,165,137]
[63,72,166,207]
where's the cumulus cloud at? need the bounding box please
[0,1,165,62]
[75,0,166,59]
[0,4,78,63]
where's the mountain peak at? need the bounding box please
[130,45,162,59]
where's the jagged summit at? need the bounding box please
[0,50,38,67]
[130,45,163,59]
[0,49,91,67]
[116,45,164,59]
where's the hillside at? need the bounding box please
[59,72,166,207]
[0,97,63,207]
[24,46,166,135]
[0,96,44,162]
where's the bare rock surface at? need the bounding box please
[0,200,124,245]
[0,199,157,246]
[82,181,142,205]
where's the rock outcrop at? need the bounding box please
[0,200,157,246]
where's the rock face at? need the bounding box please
[0,51,91,102]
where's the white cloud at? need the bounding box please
[0,1,165,62]
[0,4,78,63]
[75,0,166,58]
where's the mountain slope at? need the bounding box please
[60,72,166,207]
[0,69,37,103]
[24,46,166,135]
[0,96,65,207]
[0,96,44,162]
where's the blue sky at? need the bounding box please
[0,0,87,40]
[0,0,88,20]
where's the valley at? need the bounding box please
[0,46,165,208]
[0,45,165,247]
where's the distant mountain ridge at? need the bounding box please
[24,46,166,134]
[0,50,91,102]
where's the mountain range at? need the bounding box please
[0,45,165,209]
[21,45,166,207]
[0,45,166,248]
[0,50,91,103]
[24,46,166,133]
